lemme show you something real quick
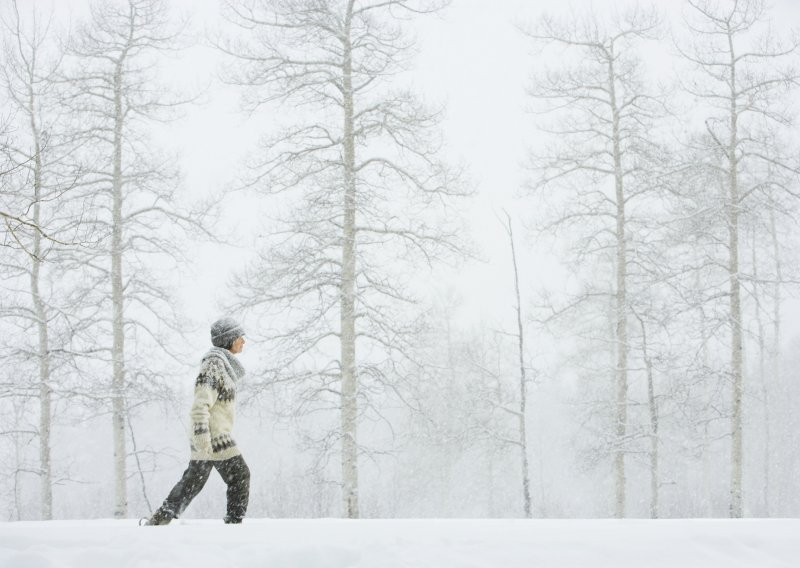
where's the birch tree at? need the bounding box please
[58,0,207,519]
[765,205,786,512]
[678,0,800,518]
[502,212,532,518]
[0,0,85,520]
[523,6,666,518]
[218,0,468,518]
[1,0,56,520]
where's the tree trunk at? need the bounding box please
[609,47,628,519]
[442,312,456,514]
[639,317,658,518]
[751,228,769,515]
[487,443,496,517]
[13,428,23,521]
[27,82,54,520]
[506,213,532,518]
[697,268,714,515]
[727,37,744,519]
[111,60,128,519]
[31,137,53,521]
[339,0,359,519]
[769,207,781,513]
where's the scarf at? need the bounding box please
[202,346,246,383]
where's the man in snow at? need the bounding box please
[144,317,250,525]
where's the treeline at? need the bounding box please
[0,0,798,521]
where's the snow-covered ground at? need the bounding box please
[0,518,798,568]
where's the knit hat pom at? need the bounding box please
[211,317,245,348]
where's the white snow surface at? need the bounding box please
[0,518,798,568]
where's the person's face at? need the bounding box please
[230,336,246,354]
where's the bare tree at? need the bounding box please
[523,6,665,518]
[218,0,468,518]
[678,0,800,518]
[766,205,783,512]
[0,0,87,520]
[0,0,56,521]
[57,0,208,519]
[501,211,532,518]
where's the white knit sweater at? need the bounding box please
[189,348,245,462]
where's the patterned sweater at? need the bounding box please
[190,348,245,461]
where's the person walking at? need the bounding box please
[144,317,250,525]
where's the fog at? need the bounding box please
[1,0,799,522]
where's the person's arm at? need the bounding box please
[190,359,223,455]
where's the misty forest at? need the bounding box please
[1,0,799,523]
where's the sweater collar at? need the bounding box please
[203,347,246,382]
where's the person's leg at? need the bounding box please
[148,460,213,524]
[214,455,250,523]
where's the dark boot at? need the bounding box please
[143,507,174,526]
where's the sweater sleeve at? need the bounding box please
[190,359,223,454]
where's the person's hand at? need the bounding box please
[192,434,212,455]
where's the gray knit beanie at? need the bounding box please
[210,317,245,349]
